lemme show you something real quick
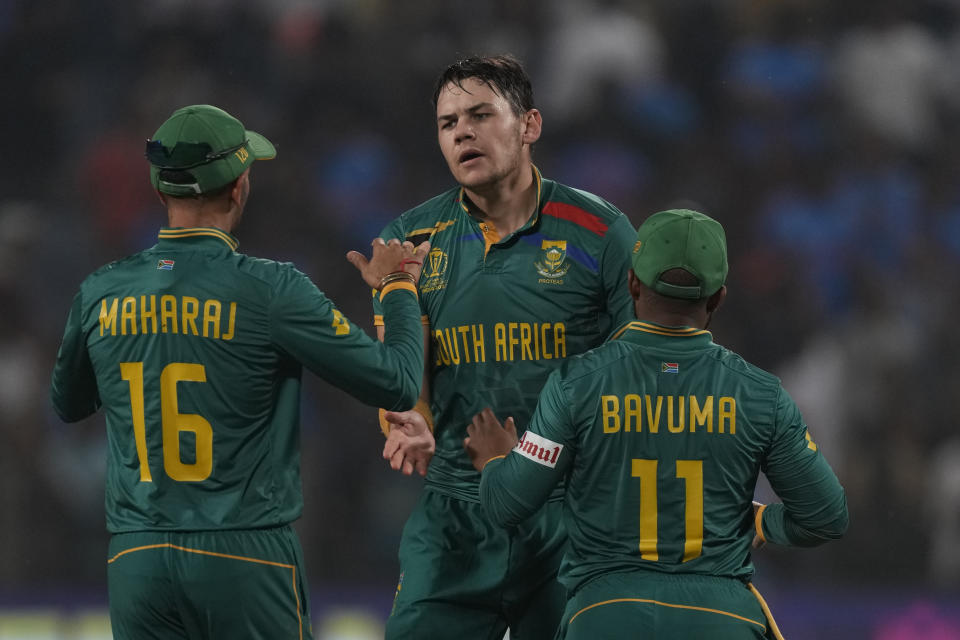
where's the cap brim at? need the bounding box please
[246,130,276,160]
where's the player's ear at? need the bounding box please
[521,109,542,145]
[230,170,250,209]
[706,285,726,314]
[627,269,643,301]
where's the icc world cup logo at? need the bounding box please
[426,248,448,278]
[421,248,449,293]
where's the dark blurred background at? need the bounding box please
[2,0,959,638]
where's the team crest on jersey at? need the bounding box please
[421,247,449,293]
[535,240,570,283]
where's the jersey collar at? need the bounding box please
[156,227,239,252]
[457,165,543,254]
[457,164,544,228]
[519,163,544,232]
[610,320,714,348]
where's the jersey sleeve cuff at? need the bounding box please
[379,280,418,301]
[482,454,507,471]
[755,503,768,545]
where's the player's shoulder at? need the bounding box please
[386,186,463,242]
[712,343,782,389]
[233,252,312,289]
[540,177,630,229]
[78,248,152,289]
[554,339,635,385]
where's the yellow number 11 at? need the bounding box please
[120,362,213,482]
[631,459,704,562]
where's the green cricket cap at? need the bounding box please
[146,104,276,196]
[631,209,728,299]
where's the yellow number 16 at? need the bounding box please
[120,362,213,482]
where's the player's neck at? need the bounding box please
[463,164,537,237]
[635,307,708,331]
[166,204,237,234]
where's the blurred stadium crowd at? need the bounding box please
[2,0,959,636]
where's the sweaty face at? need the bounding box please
[436,78,529,191]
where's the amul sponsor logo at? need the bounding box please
[515,430,563,468]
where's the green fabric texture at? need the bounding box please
[51,227,423,532]
[108,526,312,639]
[385,489,566,640]
[480,320,848,593]
[373,168,637,503]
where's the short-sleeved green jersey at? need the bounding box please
[480,320,848,593]
[374,168,636,501]
[51,227,423,533]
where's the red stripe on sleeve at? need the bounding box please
[542,202,608,235]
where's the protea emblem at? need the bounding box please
[535,240,570,278]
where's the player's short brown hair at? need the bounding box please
[432,54,535,117]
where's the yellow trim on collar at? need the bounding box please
[531,164,543,224]
[158,227,238,251]
[456,163,543,240]
[611,321,711,340]
[479,221,501,256]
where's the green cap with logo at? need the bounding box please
[631,209,728,300]
[146,104,276,196]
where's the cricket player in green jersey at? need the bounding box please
[465,209,849,640]
[371,56,637,639]
[50,104,429,640]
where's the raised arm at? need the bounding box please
[270,239,429,411]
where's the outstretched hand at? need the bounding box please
[382,408,435,476]
[464,408,519,472]
[346,238,431,289]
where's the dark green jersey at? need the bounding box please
[480,320,849,592]
[51,227,423,533]
[374,168,636,501]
